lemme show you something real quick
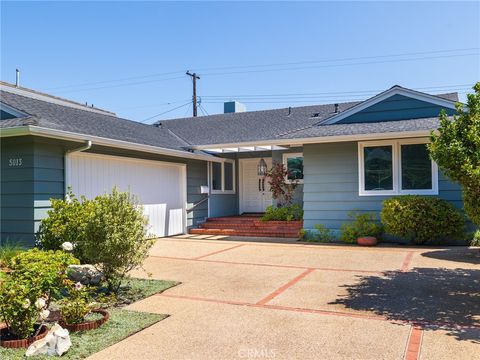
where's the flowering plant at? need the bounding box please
[265,162,299,207]
[0,277,48,339]
[58,281,107,324]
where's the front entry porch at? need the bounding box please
[189,215,302,238]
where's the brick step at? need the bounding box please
[189,228,300,238]
[206,218,302,226]
[200,222,301,230]
[206,218,262,224]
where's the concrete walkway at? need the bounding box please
[89,236,480,360]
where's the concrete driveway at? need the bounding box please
[89,236,480,360]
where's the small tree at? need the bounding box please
[266,162,298,207]
[428,82,480,226]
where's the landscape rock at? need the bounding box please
[67,264,104,285]
[25,323,71,357]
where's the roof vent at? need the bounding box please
[224,101,246,113]
[334,103,339,113]
[312,113,320,118]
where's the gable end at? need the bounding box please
[337,94,457,124]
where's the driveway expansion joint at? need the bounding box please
[149,254,384,274]
[191,243,246,260]
[401,251,415,272]
[404,326,423,360]
[256,268,316,305]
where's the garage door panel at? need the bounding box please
[68,153,185,237]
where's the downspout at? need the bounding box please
[64,140,92,195]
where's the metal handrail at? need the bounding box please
[186,196,209,213]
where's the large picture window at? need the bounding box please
[282,153,304,183]
[211,160,235,194]
[358,139,438,196]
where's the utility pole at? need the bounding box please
[186,71,200,117]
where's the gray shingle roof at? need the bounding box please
[160,101,361,146]
[0,90,191,151]
[279,117,442,140]
[161,91,458,146]
[1,81,459,150]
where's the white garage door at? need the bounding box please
[66,152,186,237]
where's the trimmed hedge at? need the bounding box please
[380,196,465,244]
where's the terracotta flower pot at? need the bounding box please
[60,309,109,332]
[357,236,377,246]
[0,324,48,349]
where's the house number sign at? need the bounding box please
[8,158,23,167]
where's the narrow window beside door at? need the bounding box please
[211,160,235,194]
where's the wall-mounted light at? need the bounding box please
[257,158,268,176]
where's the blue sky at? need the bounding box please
[1,1,479,122]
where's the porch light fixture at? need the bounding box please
[257,158,268,176]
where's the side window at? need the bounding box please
[282,153,304,183]
[211,160,235,194]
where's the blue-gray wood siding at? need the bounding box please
[302,141,463,232]
[1,137,209,245]
[1,136,35,245]
[338,94,456,124]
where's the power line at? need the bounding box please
[40,48,478,93]
[202,53,479,77]
[195,47,480,72]
[43,70,184,91]
[140,102,191,123]
[201,84,474,99]
[55,75,185,94]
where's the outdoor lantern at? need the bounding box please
[257,158,268,176]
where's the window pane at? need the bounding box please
[401,144,432,190]
[224,162,234,191]
[364,146,393,191]
[212,162,222,190]
[286,156,304,180]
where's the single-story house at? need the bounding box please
[0,81,463,245]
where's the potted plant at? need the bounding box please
[340,211,383,246]
[0,279,50,349]
[58,281,109,332]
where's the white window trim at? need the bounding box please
[358,138,438,196]
[211,159,236,194]
[282,152,304,184]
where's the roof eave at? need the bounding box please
[0,125,224,162]
[192,129,435,150]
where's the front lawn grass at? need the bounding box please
[0,278,177,360]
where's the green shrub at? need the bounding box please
[38,188,154,294]
[340,211,383,244]
[0,276,46,339]
[469,230,480,247]
[312,224,334,243]
[37,189,93,261]
[0,243,24,268]
[381,196,465,245]
[10,248,79,302]
[261,204,303,221]
[81,188,154,293]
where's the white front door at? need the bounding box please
[239,158,273,213]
